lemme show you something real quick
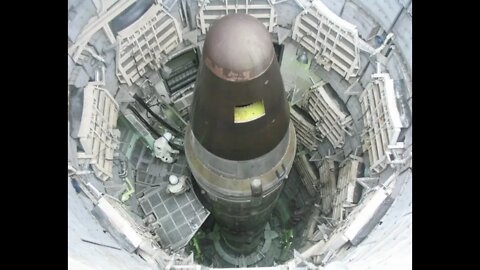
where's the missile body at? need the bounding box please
[184,14,296,254]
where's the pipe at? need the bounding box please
[126,104,161,137]
[132,94,181,134]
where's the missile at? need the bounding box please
[184,14,296,254]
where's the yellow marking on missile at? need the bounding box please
[234,100,265,123]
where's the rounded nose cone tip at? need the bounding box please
[203,14,275,82]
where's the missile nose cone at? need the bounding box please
[190,14,290,160]
[203,14,275,82]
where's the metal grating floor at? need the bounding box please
[127,141,207,251]
[139,177,209,251]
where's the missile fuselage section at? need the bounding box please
[185,14,296,254]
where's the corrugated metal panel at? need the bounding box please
[359,70,408,174]
[290,105,323,151]
[294,153,321,196]
[77,82,120,181]
[305,82,354,149]
[292,0,361,79]
[197,0,276,34]
[116,4,183,86]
